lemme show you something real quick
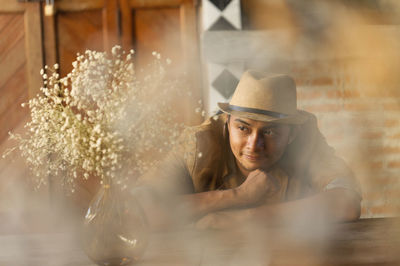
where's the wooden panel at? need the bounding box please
[49,1,119,77]
[55,0,105,11]
[120,0,199,69]
[102,0,119,51]
[0,3,43,100]
[120,0,202,127]
[0,13,28,144]
[179,0,199,65]
[24,3,44,98]
[43,10,58,68]
[0,4,43,139]
[0,1,25,12]
[56,10,104,76]
[0,4,43,147]
[0,2,46,215]
[133,8,183,67]
[128,0,187,8]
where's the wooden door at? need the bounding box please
[43,0,119,76]
[119,0,199,68]
[0,1,43,144]
[119,0,202,125]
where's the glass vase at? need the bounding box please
[82,184,149,265]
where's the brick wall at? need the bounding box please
[206,0,400,218]
[296,69,400,218]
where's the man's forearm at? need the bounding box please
[179,189,240,221]
[195,188,361,230]
[250,188,361,226]
[136,186,244,231]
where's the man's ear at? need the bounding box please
[288,125,299,145]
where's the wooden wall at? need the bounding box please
[0,0,200,144]
[0,0,201,219]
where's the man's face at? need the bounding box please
[228,115,293,176]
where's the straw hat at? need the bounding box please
[218,70,307,124]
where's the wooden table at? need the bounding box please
[0,218,399,266]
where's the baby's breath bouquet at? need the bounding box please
[5,45,187,193]
[5,46,199,265]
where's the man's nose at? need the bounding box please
[247,132,264,151]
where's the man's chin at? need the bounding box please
[242,163,264,172]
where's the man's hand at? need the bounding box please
[194,209,252,230]
[234,169,281,206]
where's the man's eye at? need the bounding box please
[238,126,247,131]
[264,129,274,136]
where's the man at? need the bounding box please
[139,70,361,230]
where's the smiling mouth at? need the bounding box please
[243,154,264,161]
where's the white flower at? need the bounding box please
[93,124,101,134]
[5,45,188,192]
[111,45,121,55]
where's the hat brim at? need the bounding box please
[217,103,308,125]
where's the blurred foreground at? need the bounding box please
[0,216,399,266]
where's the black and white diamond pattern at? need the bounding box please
[202,0,242,31]
[201,0,243,115]
[212,69,239,99]
[208,17,237,31]
[209,0,232,11]
[207,62,244,113]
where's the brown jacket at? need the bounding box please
[141,111,361,204]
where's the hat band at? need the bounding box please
[229,104,288,118]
